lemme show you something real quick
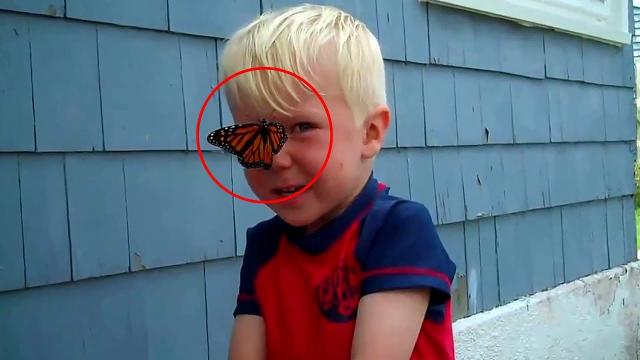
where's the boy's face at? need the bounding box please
[230,63,389,232]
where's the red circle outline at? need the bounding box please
[196,66,333,205]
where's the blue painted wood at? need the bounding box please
[181,35,222,151]
[169,0,260,38]
[603,87,636,141]
[479,73,513,144]
[19,154,70,286]
[464,218,499,312]
[501,146,527,214]
[394,62,426,147]
[383,60,397,148]
[459,147,491,219]
[622,196,638,262]
[431,148,465,224]
[496,212,533,304]
[576,84,606,141]
[453,70,514,144]
[463,220,482,314]
[124,152,235,271]
[602,86,621,141]
[402,0,429,63]
[582,39,625,86]
[423,65,457,146]
[547,144,576,207]
[550,207,565,284]
[510,77,550,143]
[0,263,208,360]
[0,13,34,152]
[427,3,543,78]
[606,198,625,268]
[478,218,499,311]
[548,80,604,142]
[574,143,606,202]
[437,221,467,318]
[437,222,465,276]
[98,26,186,151]
[543,30,584,81]
[67,0,167,30]
[562,202,607,281]
[205,257,242,360]
[231,161,276,256]
[30,18,103,152]
[373,148,410,199]
[65,153,129,280]
[588,202,609,273]
[407,148,437,218]
[604,142,635,198]
[454,69,483,145]
[523,144,551,209]
[496,208,562,303]
[0,155,24,291]
[0,284,86,359]
[0,0,64,16]
[427,4,498,71]
[216,39,235,128]
[528,208,563,292]
[376,0,406,61]
[497,22,545,80]
[621,43,635,88]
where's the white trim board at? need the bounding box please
[422,0,631,46]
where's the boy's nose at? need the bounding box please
[271,147,293,170]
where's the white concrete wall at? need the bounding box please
[453,261,640,360]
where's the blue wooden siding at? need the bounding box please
[0,0,637,358]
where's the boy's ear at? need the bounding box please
[361,104,390,159]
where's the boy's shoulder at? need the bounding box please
[362,190,435,237]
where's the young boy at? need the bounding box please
[219,4,457,359]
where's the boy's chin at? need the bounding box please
[273,208,320,229]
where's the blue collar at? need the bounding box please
[281,174,385,254]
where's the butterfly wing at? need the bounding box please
[208,120,288,170]
[207,123,260,156]
[266,122,288,155]
[237,128,274,169]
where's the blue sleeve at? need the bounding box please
[361,201,456,306]
[233,227,262,317]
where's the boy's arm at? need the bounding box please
[351,288,431,360]
[228,315,266,360]
[353,201,456,359]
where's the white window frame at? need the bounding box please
[421,0,631,46]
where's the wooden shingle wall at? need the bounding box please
[0,0,637,359]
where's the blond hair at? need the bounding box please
[219,4,386,126]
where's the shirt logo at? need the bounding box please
[315,264,361,322]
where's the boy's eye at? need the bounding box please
[291,122,314,133]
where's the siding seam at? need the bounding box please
[96,27,106,151]
[27,20,37,152]
[17,155,27,288]
[121,158,132,272]
[493,217,501,305]
[166,0,171,30]
[178,37,188,150]
[63,155,73,281]
[203,263,211,360]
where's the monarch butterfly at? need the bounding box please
[207,119,288,170]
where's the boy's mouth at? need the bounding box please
[273,185,305,197]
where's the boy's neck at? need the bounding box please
[302,171,373,236]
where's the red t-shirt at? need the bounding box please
[234,175,457,359]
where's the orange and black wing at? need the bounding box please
[266,122,288,155]
[237,122,288,169]
[207,123,261,157]
[207,120,288,170]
